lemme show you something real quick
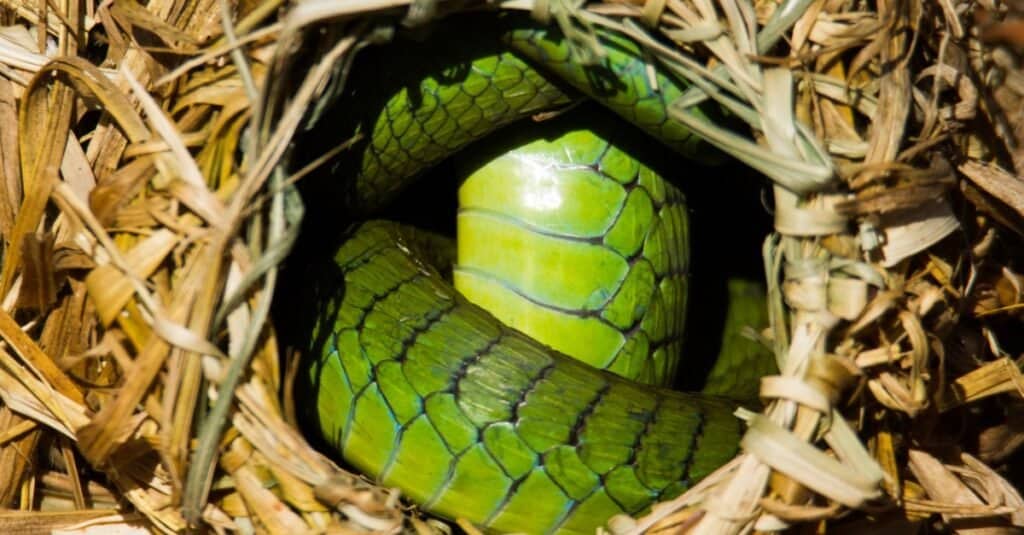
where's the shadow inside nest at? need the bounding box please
[276,101,773,398]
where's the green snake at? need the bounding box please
[291,12,771,534]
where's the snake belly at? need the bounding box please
[299,14,741,535]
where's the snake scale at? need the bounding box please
[291,12,763,534]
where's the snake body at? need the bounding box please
[454,115,691,386]
[308,223,740,534]
[297,14,747,534]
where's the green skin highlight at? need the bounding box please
[455,118,690,387]
[299,14,764,534]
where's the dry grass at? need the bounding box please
[0,0,1018,533]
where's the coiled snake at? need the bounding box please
[291,12,767,534]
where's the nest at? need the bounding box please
[0,0,1021,532]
